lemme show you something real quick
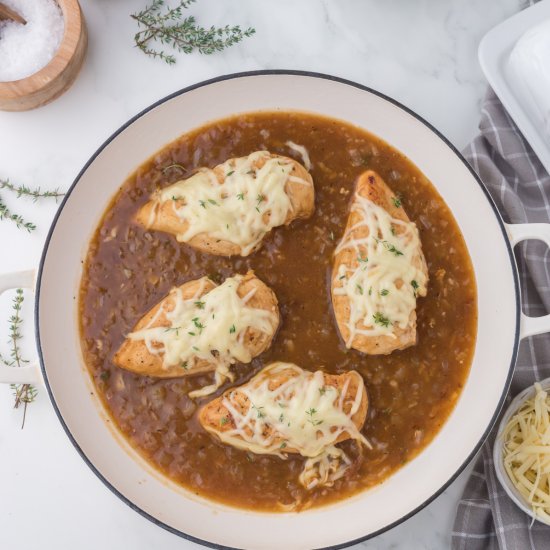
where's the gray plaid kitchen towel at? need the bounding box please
[451,88,550,548]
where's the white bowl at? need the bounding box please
[493,377,550,526]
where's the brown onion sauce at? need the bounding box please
[80,112,477,511]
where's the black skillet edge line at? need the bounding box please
[33,69,521,550]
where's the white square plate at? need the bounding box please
[479,0,550,176]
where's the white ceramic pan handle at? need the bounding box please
[0,270,43,385]
[506,223,550,339]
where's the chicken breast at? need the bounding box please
[199,362,368,456]
[331,170,428,355]
[113,271,280,395]
[135,151,315,257]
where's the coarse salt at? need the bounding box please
[0,0,64,82]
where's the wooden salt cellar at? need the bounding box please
[0,0,88,111]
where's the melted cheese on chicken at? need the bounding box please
[128,275,278,396]
[333,194,428,344]
[204,362,370,489]
[150,151,310,256]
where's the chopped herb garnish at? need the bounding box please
[369,286,373,296]
[171,195,179,201]
[246,169,255,175]
[194,300,205,309]
[256,193,266,207]
[375,238,403,256]
[229,324,236,334]
[236,193,245,200]
[391,196,402,208]
[188,331,196,336]
[380,289,389,296]
[180,361,188,370]
[226,170,235,177]
[192,317,205,331]
[199,200,207,209]
[220,416,229,426]
[252,404,266,419]
[306,407,323,426]
[208,199,219,206]
[319,387,326,396]
[278,402,286,408]
[373,312,391,328]
[356,284,364,295]
[357,255,368,263]
[280,441,287,449]
[411,280,419,290]
[339,274,346,280]
[278,413,284,423]
[165,326,181,335]
[192,346,199,351]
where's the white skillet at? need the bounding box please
[1,72,550,550]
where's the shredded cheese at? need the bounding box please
[285,141,311,171]
[128,275,278,397]
[333,193,427,344]
[215,362,370,489]
[150,151,309,256]
[502,383,550,522]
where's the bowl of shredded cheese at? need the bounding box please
[494,379,550,525]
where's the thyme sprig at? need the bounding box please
[131,0,256,65]
[4,290,37,428]
[0,179,64,202]
[0,178,65,232]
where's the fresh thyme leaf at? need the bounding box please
[357,255,368,263]
[373,312,391,328]
[319,387,326,396]
[356,284,364,295]
[236,193,244,200]
[131,0,256,65]
[375,238,403,256]
[278,413,284,423]
[100,371,110,382]
[194,300,205,309]
[280,441,287,449]
[192,345,199,351]
[411,279,420,297]
[207,198,219,206]
[220,416,229,425]
[391,196,402,208]
[252,403,265,419]
[380,289,389,296]
[306,407,323,426]
[181,361,188,370]
[229,324,236,334]
[199,199,207,208]
[256,193,266,206]
[6,289,36,428]
[192,317,205,331]
[226,170,234,177]
[0,179,64,202]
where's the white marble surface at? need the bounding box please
[0,0,525,548]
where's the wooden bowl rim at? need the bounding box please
[0,0,83,97]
